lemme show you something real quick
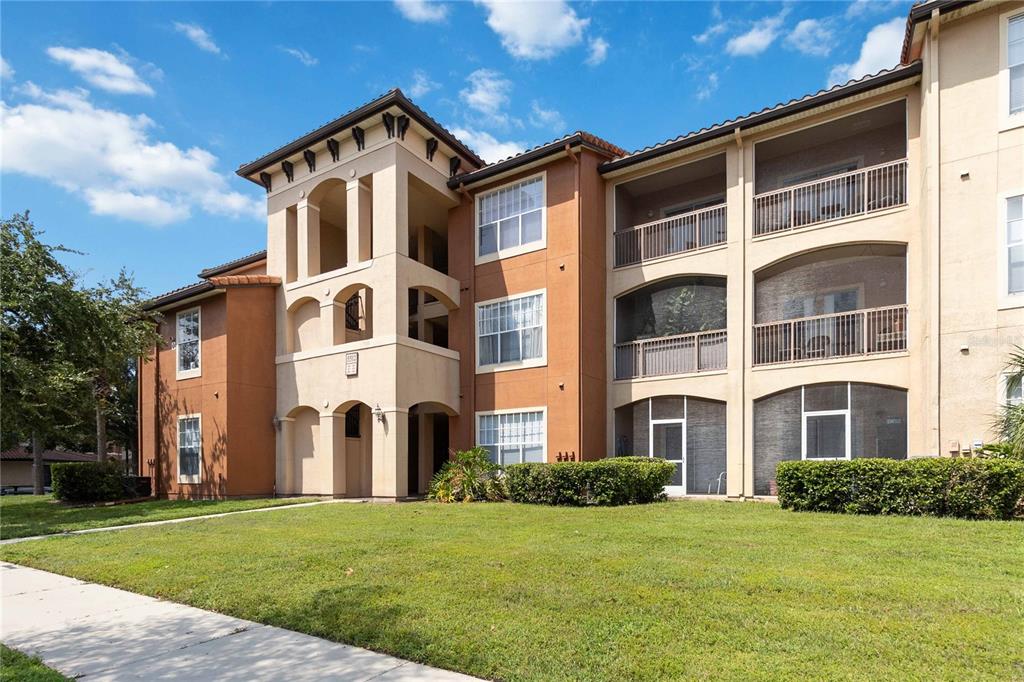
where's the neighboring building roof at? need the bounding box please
[198,250,267,279]
[0,447,97,463]
[236,89,484,182]
[207,274,280,287]
[598,62,923,174]
[900,0,979,64]
[447,131,627,189]
[143,280,217,311]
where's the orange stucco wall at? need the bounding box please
[138,284,277,499]
[449,150,608,460]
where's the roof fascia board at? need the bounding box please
[448,138,614,190]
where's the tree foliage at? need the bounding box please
[994,345,1024,459]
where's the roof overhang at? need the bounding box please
[901,0,981,64]
[144,282,222,312]
[599,62,923,177]
[236,89,483,184]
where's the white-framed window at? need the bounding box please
[801,384,851,460]
[1007,194,1024,297]
[476,290,546,372]
[177,414,202,484]
[1001,10,1024,130]
[175,307,201,379]
[475,173,545,263]
[477,409,546,465]
[1003,371,1023,406]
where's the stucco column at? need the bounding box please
[297,200,320,280]
[725,139,747,498]
[418,413,434,495]
[372,165,408,258]
[372,408,408,498]
[320,413,343,496]
[347,178,373,265]
[277,417,295,495]
[320,301,337,347]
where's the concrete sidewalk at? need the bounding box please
[1,562,482,681]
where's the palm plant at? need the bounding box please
[993,345,1024,459]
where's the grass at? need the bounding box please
[3,501,1022,681]
[0,494,317,540]
[0,645,68,682]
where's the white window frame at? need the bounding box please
[474,172,547,265]
[999,8,1024,132]
[475,407,547,465]
[475,289,547,373]
[800,383,852,461]
[175,307,202,380]
[1000,371,1023,407]
[177,413,202,484]
[998,191,1024,309]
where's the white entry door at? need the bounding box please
[650,419,685,496]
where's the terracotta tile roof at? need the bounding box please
[237,88,484,180]
[1,447,96,463]
[144,281,216,311]
[599,63,923,173]
[448,130,626,188]
[207,275,281,287]
[198,250,267,279]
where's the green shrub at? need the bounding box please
[51,461,127,503]
[504,456,673,506]
[977,441,1024,461]
[776,458,1024,520]
[428,447,506,503]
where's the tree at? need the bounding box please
[995,345,1024,457]
[1,212,88,493]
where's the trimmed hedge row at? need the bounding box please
[776,458,1024,520]
[51,461,127,503]
[504,456,673,506]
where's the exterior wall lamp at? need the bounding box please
[372,404,385,423]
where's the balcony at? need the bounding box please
[614,205,727,267]
[752,243,907,367]
[753,159,907,236]
[613,153,726,268]
[752,100,907,237]
[615,276,727,380]
[752,305,907,366]
[615,329,727,379]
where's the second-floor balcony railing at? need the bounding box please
[752,304,907,366]
[614,204,726,268]
[615,329,727,380]
[753,159,908,237]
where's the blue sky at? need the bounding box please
[1,0,913,296]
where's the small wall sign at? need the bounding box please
[345,352,358,377]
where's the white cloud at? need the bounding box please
[785,19,835,57]
[529,101,564,131]
[696,73,720,101]
[845,0,902,20]
[693,22,728,45]
[173,22,223,56]
[0,84,261,226]
[279,47,318,66]
[450,127,525,164]
[1,57,13,81]
[828,17,904,85]
[585,37,609,66]
[394,0,449,23]
[408,69,439,98]
[726,11,788,57]
[459,68,514,127]
[476,0,589,59]
[46,47,154,96]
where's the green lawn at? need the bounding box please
[3,501,1022,681]
[0,645,68,682]
[0,494,318,540]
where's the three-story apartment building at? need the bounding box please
[140,0,1023,500]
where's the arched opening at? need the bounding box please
[613,395,727,496]
[753,243,907,365]
[753,382,908,495]
[407,286,450,349]
[288,406,321,495]
[407,174,451,275]
[334,401,373,498]
[406,401,455,496]
[333,284,374,345]
[288,297,321,353]
[308,179,348,274]
[614,276,727,379]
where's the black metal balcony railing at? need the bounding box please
[614,329,727,380]
[752,305,908,366]
[614,204,726,268]
[753,159,908,237]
